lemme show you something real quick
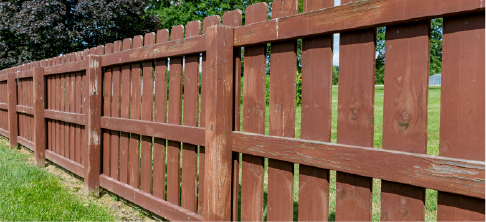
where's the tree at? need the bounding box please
[0,0,159,69]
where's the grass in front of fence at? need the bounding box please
[0,140,114,221]
[238,85,441,221]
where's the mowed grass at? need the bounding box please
[0,141,114,221]
[237,86,441,221]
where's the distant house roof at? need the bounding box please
[430,73,441,78]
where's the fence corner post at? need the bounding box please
[204,24,235,221]
[84,54,103,197]
[33,67,45,167]
[7,72,17,148]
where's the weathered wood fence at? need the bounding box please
[0,0,484,221]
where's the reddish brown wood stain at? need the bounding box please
[182,20,200,213]
[335,0,376,219]
[381,21,430,221]
[298,0,334,220]
[267,1,298,221]
[167,25,184,206]
[0,2,484,221]
[240,3,267,221]
[438,13,485,221]
[153,29,169,200]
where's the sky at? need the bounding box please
[333,0,341,66]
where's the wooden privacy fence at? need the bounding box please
[0,0,484,221]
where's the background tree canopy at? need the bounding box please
[0,0,159,70]
[1,0,443,84]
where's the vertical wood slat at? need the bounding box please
[47,61,52,151]
[152,29,169,200]
[181,20,201,213]
[110,41,122,180]
[240,3,267,221]
[69,70,75,161]
[381,21,430,221]
[335,0,375,220]
[60,67,66,157]
[84,55,103,196]
[267,0,298,221]
[64,59,70,159]
[33,66,45,167]
[299,0,333,220]
[199,15,221,216]
[103,44,113,174]
[129,35,143,189]
[7,71,17,148]
[119,38,132,184]
[167,25,184,206]
[437,13,485,221]
[141,33,154,193]
[75,51,83,164]
[222,10,242,221]
[55,57,60,155]
[203,24,234,221]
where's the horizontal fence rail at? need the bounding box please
[0,0,484,221]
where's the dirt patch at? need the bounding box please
[15,144,165,221]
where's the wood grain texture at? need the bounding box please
[141,33,154,194]
[103,43,113,175]
[335,1,376,216]
[240,3,267,221]
[119,38,132,184]
[84,55,103,195]
[46,150,84,177]
[222,10,242,221]
[102,35,206,67]
[232,131,485,199]
[100,175,203,222]
[203,25,234,221]
[153,29,169,200]
[110,40,122,180]
[233,0,484,47]
[7,72,17,148]
[298,0,333,220]
[33,67,45,167]
[267,1,297,220]
[380,21,430,221]
[438,13,485,221]
[199,15,220,216]
[44,110,85,125]
[129,35,143,189]
[182,20,200,213]
[167,25,184,206]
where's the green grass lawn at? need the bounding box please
[236,85,441,221]
[0,140,114,221]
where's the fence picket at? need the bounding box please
[110,41,123,180]
[437,13,485,221]
[298,0,334,220]
[240,3,267,221]
[381,21,430,221]
[152,29,169,200]
[129,35,143,189]
[182,20,201,213]
[141,33,154,193]
[267,0,298,221]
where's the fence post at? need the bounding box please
[204,25,234,221]
[84,55,102,196]
[7,72,17,148]
[33,67,45,167]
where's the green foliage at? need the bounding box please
[0,0,159,69]
[147,0,273,31]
